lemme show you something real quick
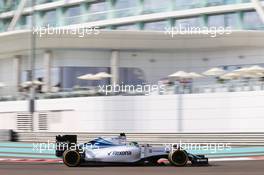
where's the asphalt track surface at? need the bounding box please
[0,160,263,175]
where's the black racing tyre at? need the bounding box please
[63,150,81,167]
[168,150,188,167]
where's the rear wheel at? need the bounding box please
[168,150,188,167]
[63,150,81,167]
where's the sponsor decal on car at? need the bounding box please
[108,151,132,156]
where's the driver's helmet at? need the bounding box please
[118,133,127,144]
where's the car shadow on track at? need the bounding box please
[78,163,213,168]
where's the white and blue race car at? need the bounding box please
[55,133,208,167]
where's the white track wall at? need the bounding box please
[0,91,264,132]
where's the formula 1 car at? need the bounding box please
[55,133,208,167]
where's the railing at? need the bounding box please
[1,81,264,101]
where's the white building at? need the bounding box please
[0,0,264,133]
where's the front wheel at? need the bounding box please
[63,150,81,167]
[168,150,188,167]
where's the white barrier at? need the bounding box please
[1,91,264,133]
[17,132,264,146]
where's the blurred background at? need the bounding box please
[0,0,264,135]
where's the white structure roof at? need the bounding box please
[0,30,264,59]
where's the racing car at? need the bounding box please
[55,133,208,167]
